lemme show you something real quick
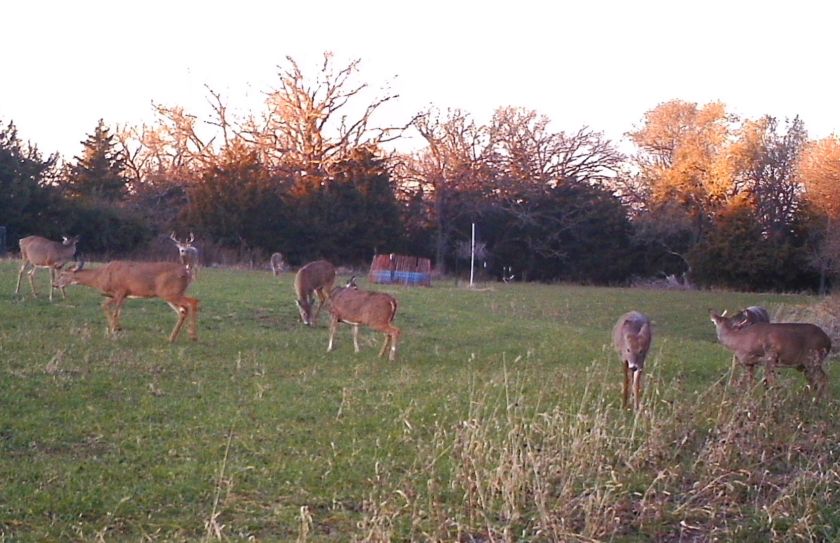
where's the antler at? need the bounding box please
[169,231,179,243]
[188,232,195,243]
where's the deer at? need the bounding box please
[270,252,286,276]
[15,235,81,302]
[722,305,771,375]
[54,260,199,342]
[327,277,400,361]
[294,260,336,326]
[169,232,200,280]
[709,310,831,395]
[612,311,652,410]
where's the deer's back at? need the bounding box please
[735,322,831,365]
[331,288,397,323]
[294,260,336,295]
[613,311,651,352]
[100,261,190,297]
[20,236,69,265]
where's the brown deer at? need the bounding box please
[54,261,199,342]
[612,311,652,410]
[169,232,200,280]
[327,277,400,361]
[723,306,771,374]
[709,310,831,394]
[15,235,80,301]
[270,252,286,276]
[294,260,336,326]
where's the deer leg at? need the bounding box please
[387,327,400,361]
[110,294,127,332]
[805,366,828,396]
[378,332,390,358]
[187,297,199,341]
[101,298,118,335]
[56,266,67,299]
[312,289,327,325]
[353,325,360,353]
[632,369,643,410]
[166,301,188,343]
[622,362,631,409]
[763,353,778,388]
[27,266,39,298]
[327,316,339,352]
[15,260,30,295]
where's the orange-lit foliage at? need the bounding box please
[799,136,840,219]
[628,100,735,215]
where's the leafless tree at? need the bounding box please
[240,52,413,185]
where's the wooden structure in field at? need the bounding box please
[368,254,432,287]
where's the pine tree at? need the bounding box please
[67,119,128,203]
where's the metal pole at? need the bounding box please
[469,222,475,288]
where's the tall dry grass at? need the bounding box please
[357,358,840,542]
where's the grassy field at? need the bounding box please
[1,259,838,541]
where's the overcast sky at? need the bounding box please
[3,0,838,159]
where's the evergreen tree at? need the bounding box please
[66,119,129,203]
[0,120,62,245]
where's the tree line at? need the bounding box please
[2,54,839,292]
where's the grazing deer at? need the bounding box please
[294,260,336,326]
[270,252,286,276]
[54,261,199,342]
[169,232,200,280]
[612,311,652,410]
[709,310,831,394]
[15,235,80,301]
[328,277,400,361]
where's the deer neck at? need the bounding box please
[715,321,749,350]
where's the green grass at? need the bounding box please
[0,260,837,541]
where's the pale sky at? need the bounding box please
[3,0,838,159]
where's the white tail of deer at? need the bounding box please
[270,252,286,276]
[709,310,831,394]
[169,232,199,280]
[294,260,336,326]
[15,235,80,302]
[327,277,400,361]
[54,260,199,342]
[612,311,652,410]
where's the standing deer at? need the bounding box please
[710,310,831,394]
[328,277,400,361]
[612,311,652,410]
[270,252,286,276]
[54,260,199,342]
[169,232,199,280]
[724,305,771,374]
[15,235,80,301]
[294,260,336,326]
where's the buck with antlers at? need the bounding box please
[612,311,653,410]
[709,310,831,394]
[294,260,336,326]
[54,260,199,342]
[15,235,80,301]
[270,252,286,276]
[169,232,199,280]
[327,277,400,361]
